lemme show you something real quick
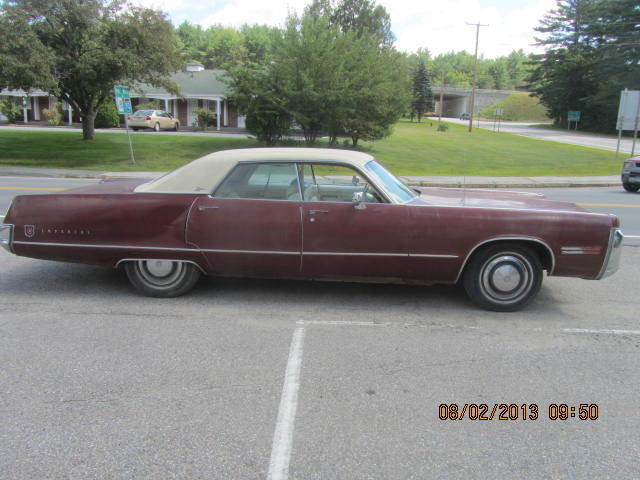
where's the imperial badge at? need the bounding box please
[24,225,36,238]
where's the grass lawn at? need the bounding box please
[0,120,621,176]
[361,120,620,176]
[0,129,256,171]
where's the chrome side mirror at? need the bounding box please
[352,191,366,210]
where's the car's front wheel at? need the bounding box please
[124,260,201,297]
[174,122,179,131]
[623,182,639,192]
[463,244,542,311]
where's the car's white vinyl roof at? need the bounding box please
[134,148,375,194]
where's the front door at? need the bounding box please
[186,162,303,278]
[299,163,409,280]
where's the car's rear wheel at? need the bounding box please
[623,182,639,192]
[463,244,542,312]
[124,260,201,297]
[131,127,139,131]
[153,122,160,132]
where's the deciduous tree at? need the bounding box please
[0,0,182,140]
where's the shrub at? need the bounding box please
[0,98,23,123]
[135,100,161,111]
[194,108,216,130]
[42,106,63,126]
[95,101,120,128]
[437,123,449,132]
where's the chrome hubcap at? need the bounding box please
[146,260,174,277]
[491,264,521,292]
[480,254,532,304]
[137,260,183,287]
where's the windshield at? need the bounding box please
[364,160,417,203]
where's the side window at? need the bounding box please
[300,164,384,203]
[215,163,301,201]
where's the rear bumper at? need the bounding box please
[596,228,623,279]
[0,224,14,253]
[128,120,152,128]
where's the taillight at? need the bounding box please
[145,116,151,121]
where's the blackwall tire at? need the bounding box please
[174,123,179,131]
[153,122,160,132]
[463,244,542,312]
[125,260,201,298]
[623,182,639,192]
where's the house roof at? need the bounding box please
[132,69,229,100]
[134,148,375,194]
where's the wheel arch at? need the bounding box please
[455,237,555,283]
[115,258,207,274]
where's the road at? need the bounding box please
[1,177,639,479]
[439,118,637,154]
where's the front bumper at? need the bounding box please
[622,172,640,184]
[597,228,623,279]
[0,223,14,253]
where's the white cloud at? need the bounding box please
[379,0,557,57]
[132,0,557,58]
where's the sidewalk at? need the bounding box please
[0,166,621,188]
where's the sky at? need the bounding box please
[134,0,559,58]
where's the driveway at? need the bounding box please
[438,118,636,154]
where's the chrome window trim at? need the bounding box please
[0,223,14,254]
[454,236,556,283]
[209,160,393,204]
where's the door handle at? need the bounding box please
[308,209,329,215]
[198,205,220,212]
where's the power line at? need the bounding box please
[466,21,489,133]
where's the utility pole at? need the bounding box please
[466,21,488,132]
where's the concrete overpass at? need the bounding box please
[432,86,520,118]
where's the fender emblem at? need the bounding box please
[24,225,36,238]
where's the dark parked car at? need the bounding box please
[0,148,623,311]
[622,155,640,192]
[460,113,471,120]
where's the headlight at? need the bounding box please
[0,224,13,253]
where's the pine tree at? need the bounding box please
[411,59,434,123]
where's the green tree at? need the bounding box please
[411,59,434,122]
[528,0,640,131]
[0,0,182,140]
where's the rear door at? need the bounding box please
[186,162,303,278]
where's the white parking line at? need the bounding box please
[563,328,640,336]
[267,323,306,480]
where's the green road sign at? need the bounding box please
[114,85,132,114]
[568,110,581,121]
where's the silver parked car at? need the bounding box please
[622,155,640,192]
[127,110,179,132]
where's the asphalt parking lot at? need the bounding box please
[1,245,638,479]
[1,179,639,478]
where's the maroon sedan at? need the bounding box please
[0,148,623,311]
